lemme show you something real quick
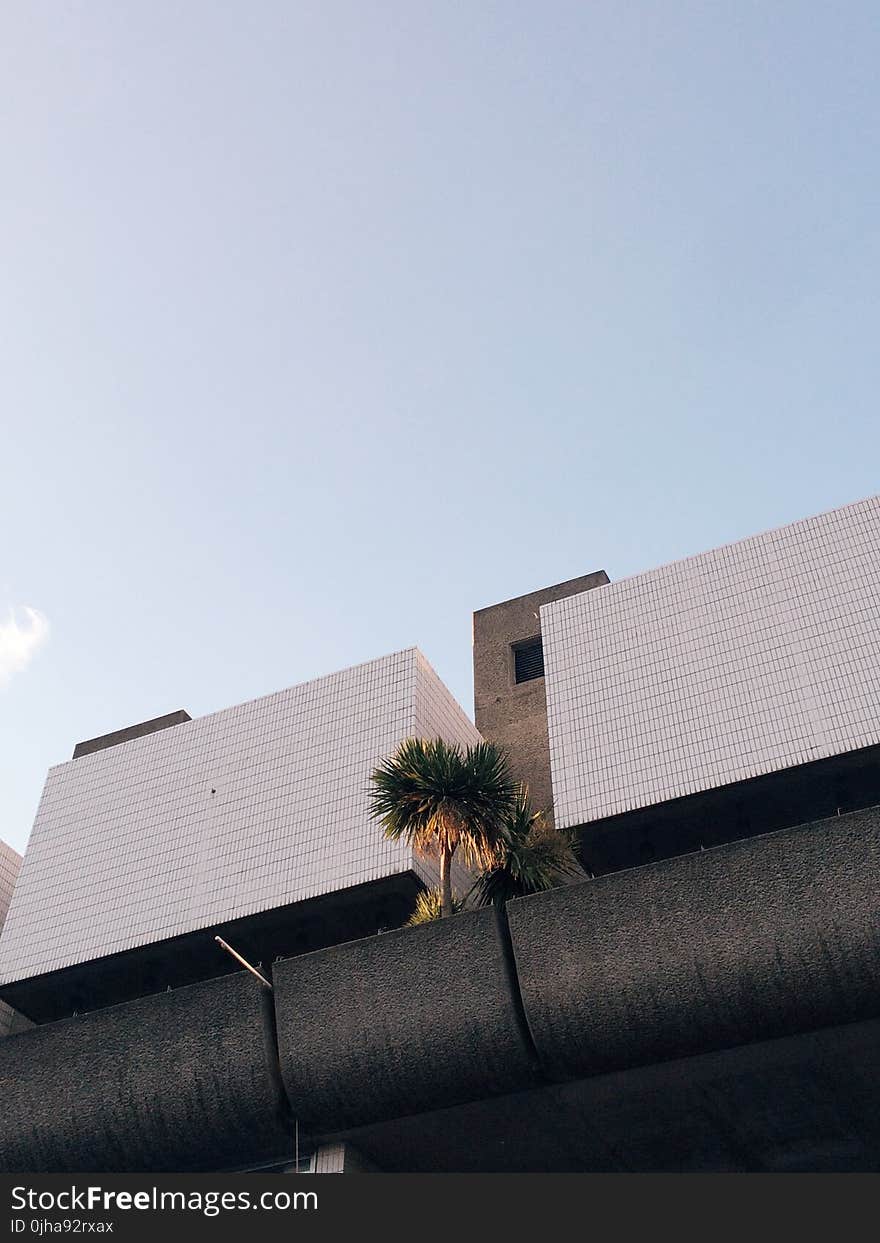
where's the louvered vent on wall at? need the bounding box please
[513,638,545,684]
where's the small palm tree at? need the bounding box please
[369,737,517,917]
[406,887,463,925]
[470,788,582,908]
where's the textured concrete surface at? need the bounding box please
[0,972,292,1172]
[335,1015,880,1171]
[72,709,191,758]
[275,907,538,1132]
[3,808,879,1170]
[507,806,880,1080]
[473,570,608,819]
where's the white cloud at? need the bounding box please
[0,607,50,687]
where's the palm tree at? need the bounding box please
[368,737,517,917]
[406,887,463,926]
[469,788,582,908]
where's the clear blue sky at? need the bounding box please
[2,2,878,854]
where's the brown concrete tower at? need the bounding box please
[473,570,609,819]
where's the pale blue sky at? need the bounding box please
[2,2,879,854]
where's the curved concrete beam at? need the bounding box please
[507,807,880,1081]
[3,809,879,1167]
[330,1015,880,1172]
[0,972,292,1172]
[274,907,539,1132]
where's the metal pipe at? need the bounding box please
[214,935,273,990]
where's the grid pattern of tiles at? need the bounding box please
[412,650,483,895]
[0,840,20,932]
[542,494,880,828]
[0,841,23,1036]
[0,649,481,985]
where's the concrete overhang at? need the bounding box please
[2,805,879,1172]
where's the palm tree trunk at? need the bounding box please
[439,846,454,917]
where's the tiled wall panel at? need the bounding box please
[0,840,20,931]
[543,494,880,828]
[0,649,479,985]
[0,840,23,1035]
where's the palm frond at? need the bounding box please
[470,787,582,907]
[406,887,463,926]
[368,737,517,864]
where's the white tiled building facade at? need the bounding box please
[542,494,880,829]
[0,840,23,1035]
[0,841,19,929]
[0,648,480,986]
[5,493,879,993]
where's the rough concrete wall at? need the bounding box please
[0,972,292,1173]
[2,805,879,1169]
[274,907,538,1132]
[333,1014,880,1172]
[0,1002,32,1038]
[507,805,880,1080]
[473,571,608,819]
[72,709,191,758]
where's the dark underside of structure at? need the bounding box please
[0,873,423,1024]
[1,804,879,1172]
[334,1015,880,1172]
[577,741,880,875]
